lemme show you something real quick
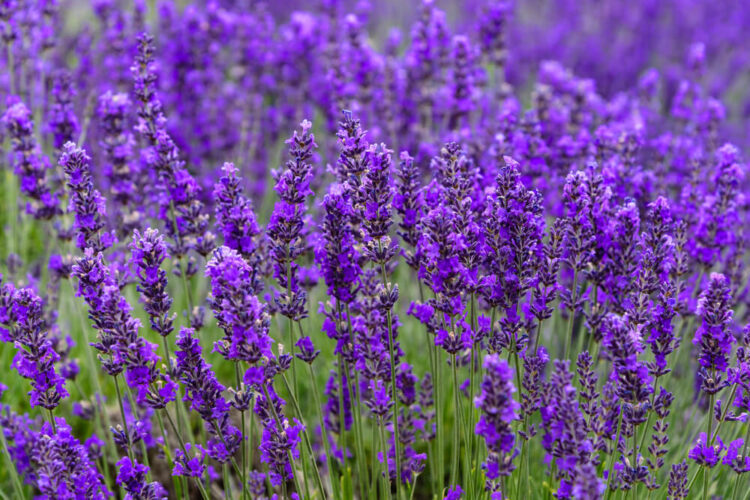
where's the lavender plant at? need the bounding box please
[1,1,749,499]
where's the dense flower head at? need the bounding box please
[206,246,273,363]
[4,2,750,499]
[131,228,174,338]
[315,183,362,303]
[475,353,519,481]
[60,142,115,252]
[2,100,60,219]
[174,327,241,463]
[213,162,262,288]
[694,273,734,379]
[0,282,67,409]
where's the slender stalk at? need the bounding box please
[344,303,370,499]
[113,375,137,463]
[732,420,750,500]
[281,372,326,498]
[235,364,248,500]
[450,353,461,487]
[563,270,578,360]
[379,260,402,499]
[704,391,715,500]
[308,363,340,500]
[261,384,303,498]
[378,417,393,500]
[604,410,624,500]
[0,425,24,499]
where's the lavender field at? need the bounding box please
[1,1,749,499]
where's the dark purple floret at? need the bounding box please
[693,273,734,386]
[2,100,60,219]
[116,456,166,500]
[268,119,317,321]
[206,246,272,363]
[47,69,79,151]
[0,283,67,409]
[60,142,115,253]
[213,162,263,292]
[475,353,519,488]
[174,327,241,463]
[131,228,174,338]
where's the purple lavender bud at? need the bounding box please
[47,69,79,151]
[132,33,213,259]
[116,456,166,499]
[60,142,115,252]
[98,91,139,230]
[268,119,317,320]
[366,378,393,420]
[447,35,475,130]
[694,273,734,393]
[475,353,519,484]
[361,143,399,266]
[206,246,273,363]
[393,151,423,269]
[2,100,60,219]
[0,283,68,409]
[131,228,174,338]
[213,162,262,292]
[72,249,168,407]
[175,327,241,463]
[295,336,319,364]
[32,418,110,498]
[667,461,688,500]
[478,0,511,70]
[173,442,208,478]
[315,183,362,303]
[688,432,725,468]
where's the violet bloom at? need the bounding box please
[475,353,519,487]
[688,432,725,468]
[174,327,241,463]
[47,69,79,151]
[245,366,304,487]
[72,249,172,407]
[131,228,174,338]
[268,119,317,320]
[173,442,208,478]
[60,142,115,252]
[33,418,110,498]
[2,100,60,219]
[98,91,140,231]
[693,273,734,393]
[393,151,423,271]
[213,162,262,291]
[132,32,213,259]
[206,246,273,363]
[315,183,362,304]
[0,283,67,409]
[116,456,167,500]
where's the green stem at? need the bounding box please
[450,354,461,487]
[162,409,210,500]
[0,424,24,499]
[563,269,579,360]
[732,420,750,500]
[379,418,393,500]
[379,261,402,500]
[604,410,624,500]
[235,364,248,500]
[308,363,340,500]
[281,372,326,498]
